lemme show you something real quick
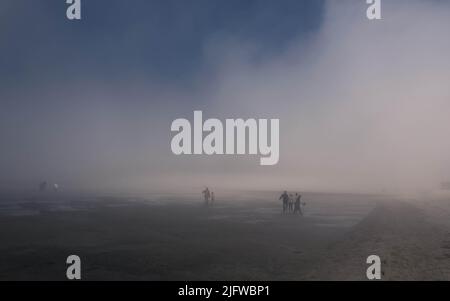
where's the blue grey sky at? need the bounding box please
[1,1,450,195]
[1,0,324,89]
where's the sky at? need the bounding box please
[1,0,450,195]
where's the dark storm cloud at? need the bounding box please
[3,0,449,196]
[0,0,325,192]
[0,0,324,88]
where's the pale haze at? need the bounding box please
[1,0,449,195]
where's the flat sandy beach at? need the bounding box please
[0,192,449,280]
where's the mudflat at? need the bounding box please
[0,193,448,280]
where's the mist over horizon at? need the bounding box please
[1,0,450,196]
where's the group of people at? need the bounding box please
[202,187,215,207]
[279,191,304,215]
[201,188,304,214]
[39,181,59,192]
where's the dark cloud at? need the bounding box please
[0,0,324,88]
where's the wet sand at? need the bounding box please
[309,200,450,280]
[0,193,449,280]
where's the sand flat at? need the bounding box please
[0,193,448,280]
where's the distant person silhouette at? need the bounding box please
[279,191,289,213]
[289,193,294,212]
[53,183,59,192]
[210,191,215,206]
[39,181,47,192]
[202,187,211,206]
[294,193,302,215]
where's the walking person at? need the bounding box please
[279,191,289,214]
[289,193,294,213]
[294,193,302,215]
[202,187,211,206]
[210,191,215,206]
